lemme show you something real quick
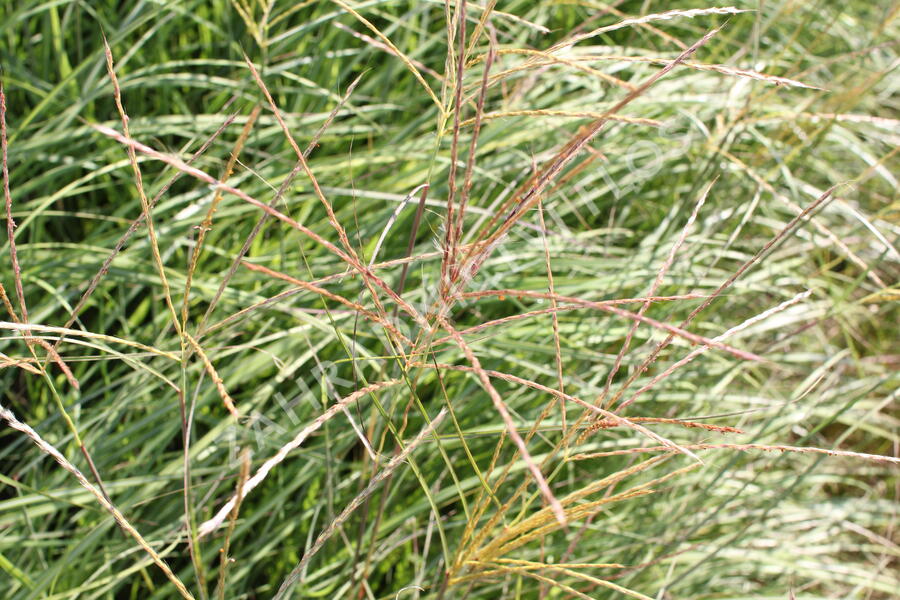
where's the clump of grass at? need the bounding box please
[1,2,897,599]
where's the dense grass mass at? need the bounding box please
[1,1,898,598]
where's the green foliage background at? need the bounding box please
[0,1,897,599]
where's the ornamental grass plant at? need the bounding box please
[0,2,897,599]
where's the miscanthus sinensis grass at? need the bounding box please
[0,1,897,598]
